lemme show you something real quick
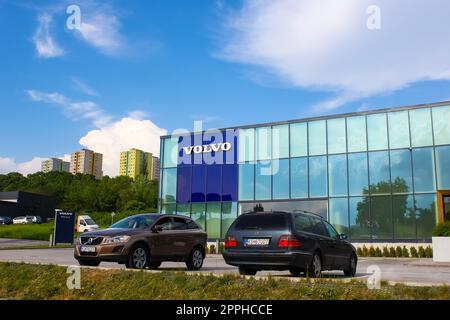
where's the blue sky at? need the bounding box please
[1,0,450,176]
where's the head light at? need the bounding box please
[104,235,131,244]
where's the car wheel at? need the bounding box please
[78,260,100,267]
[186,247,204,270]
[239,267,257,276]
[307,252,322,278]
[126,245,149,269]
[344,253,357,277]
[289,268,303,277]
[148,261,161,270]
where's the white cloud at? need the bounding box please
[218,0,450,111]
[79,117,167,176]
[33,13,64,58]
[27,89,111,127]
[0,157,47,175]
[70,77,99,97]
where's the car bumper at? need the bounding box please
[74,244,130,263]
[222,250,312,269]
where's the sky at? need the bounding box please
[1,0,450,176]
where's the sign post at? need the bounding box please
[111,211,116,225]
[53,210,76,246]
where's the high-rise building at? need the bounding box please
[41,158,70,173]
[119,148,160,181]
[70,149,103,180]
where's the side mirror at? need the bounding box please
[339,233,348,240]
[152,225,163,233]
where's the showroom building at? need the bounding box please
[159,101,450,242]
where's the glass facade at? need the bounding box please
[160,104,449,240]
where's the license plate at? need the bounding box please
[80,246,96,253]
[244,238,270,247]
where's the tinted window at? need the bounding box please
[310,217,328,237]
[235,214,287,230]
[294,214,312,233]
[155,217,173,230]
[172,217,188,230]
[324,221,339,239]
[187,220,200,230]
[110,215,157,229]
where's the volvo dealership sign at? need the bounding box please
[182,142,232,155]
[53,210,76,245]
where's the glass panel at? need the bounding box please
[328,154,348,196]
[290,157,308,198]
[415,194,437,239]
[221,202,237,238]
[409,108,433,147]
[239,200,328,219]
[371,196,393,239]
[206,164,221,202]
[308,121,326,156]
[390,149,413,194]
[163,137,178,168]
[273,159,289,199]
[348,153,368,196]
[238,128,254,163]
[327,118,346,154]
[369,151,390,195]
[309,156,327,197]
[191,203,206,230]
[176,166,191,203]
[255,161,272,200]
[349,197,371,239]
[329,198,349,234]
[432,106,450,145]
[436,146,450,190]
[444,196,450,222]
[388,111,410,149]
[290,123,308,157]
[238,162,254,201]
[347,116,367,152]
[206,202,221,239]
[272,125,289,159]
[161,204,176,214]
[367,113,388,151]
[191,165,206,202]
[412,148,436,193]
[222,164,238,201]
[161,168,177,203]
[177,204,190,217]
[393,195,415,239]
[256,127,271,160]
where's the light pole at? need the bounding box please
[111,212,116,225]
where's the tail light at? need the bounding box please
[225,236,237,248]
[278,235,301,248]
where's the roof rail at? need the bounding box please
[291,209,324,219]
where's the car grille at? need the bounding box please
[80,236,103,245]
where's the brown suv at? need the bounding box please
[74,214,207,270]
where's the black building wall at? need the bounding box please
[0,191,56,219]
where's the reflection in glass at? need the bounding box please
[348,153,368,196]
[432,106,450,145]
[308,121,326,156]
[329,198,349,234]
[347,116,367,152]
[388,111,410,149]
[370,196,393,240]
[393,195,415,239]
[409,108,433,147]
[191,203,206,230]
[309,156,327,197]
[239,200,328,219]
[255,161,271,200]
[256,127,271,160]
[273,159,289,199]
[415,194,437,239]
[436,146,450,190]
[161,204,176,214]
[327,118,346,154]
[238,128,255,163]
[238,162,254,201]
[328,154,348,196]
[390,150,413,194]
[161,168,177,203]
[177,204,190,217]
[290,123,308,157]
[349,197,370,239]
[291,157,308,198]
[369,151,390,195]
[221,202,237,238]
[412,148,436,193]
[206,202,221,239]
[367,113,388,151]
[163,137,178,168]
[272,125,289,159]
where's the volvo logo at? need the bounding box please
[183,142,232,155]
[86,237,95,244]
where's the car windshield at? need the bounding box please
[85,218,96,225]
[110,215,157,229]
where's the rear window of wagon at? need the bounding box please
[234,213,288,230]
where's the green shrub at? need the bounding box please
[410,246,419,258]
[395,246,402,257]
[432,222,450,237]
[425,246,433,258]
[389,247,396,257]
[402,246,409,258]
[382,247,390,257]
[418,246,426,258]
[362,245,369,257]
[375,247,382,257]
[208,245,216,254]
[218,243,225,254]
[357,247,363,257]
[369,246,376,257]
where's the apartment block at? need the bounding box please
[70,149,103,180]
[119,148,160,181]
[41,158,70,173]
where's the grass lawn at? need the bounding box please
[0,223,54,241]
[0,262,449,300]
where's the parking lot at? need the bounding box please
[1,248,450,286]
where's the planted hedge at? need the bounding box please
[356,245,433,258]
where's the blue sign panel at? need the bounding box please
[53,211,75,245]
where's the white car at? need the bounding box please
[13,216,33,224]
